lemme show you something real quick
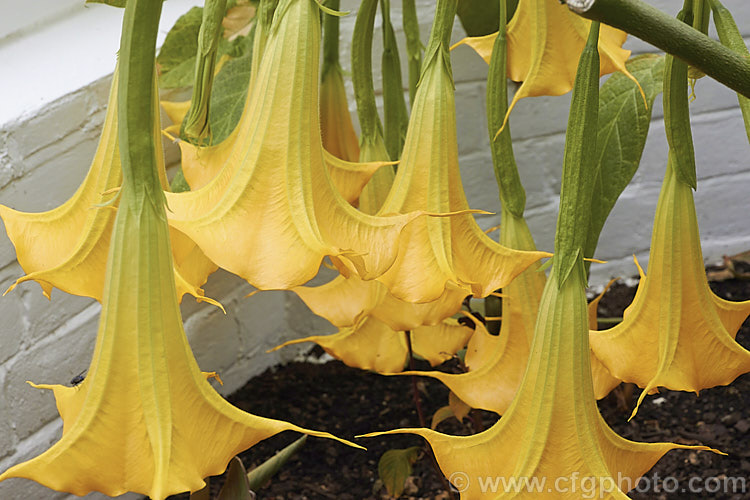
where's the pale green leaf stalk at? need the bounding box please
[554,22,600,288]
[664,0,697,189]
[487,0,525,219]
[381,0,410,160]
[402,0,423,105]
[246,436,307,491]
[181,0,228,146]
[709,0,750,144]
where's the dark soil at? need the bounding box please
[169,273,750,500]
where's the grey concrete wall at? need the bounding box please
[0,1,748,498]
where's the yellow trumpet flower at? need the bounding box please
[590,155,750,418]
[162,102,378,204]
[453,0,633,127]
[0,71,218,307]
[272,315,473,374]
[373,38,549,304]
[363,259,714,499]
[320,62,360,162]
[0,179,359,500]
[393,215,620,413]
[165,0,420,291]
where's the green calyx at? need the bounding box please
[181,0,228,146]
[553,21,600,288]
[487,0,525,218]
[117,0,165,207]
[351,0,384,145]
[380,0,410,160]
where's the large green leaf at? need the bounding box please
[246,435,307,492]
[456,0,518,37]
[86,0,126,7]
[158,7,204,86]
[158,5,254,89]
[378,446,422,497]
[208,28,255,143]
[585,54,665,263]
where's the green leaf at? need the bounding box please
[189,477,211,500]
[217,457,254,500]
[456,0,518,37]
[86,0,127,7]
[246,435,307,492]
[378,447,422,497]
[158,7,204,80]
[585,54,665,262]
[208,27,255,143]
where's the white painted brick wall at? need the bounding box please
[0,1,748,499]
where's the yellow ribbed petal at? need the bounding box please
[0,70,216,306]
[0,166,359,500]
[375,46,548,303]
[363,261,714,499]
[587,278,622,399]
[293,274,466,331]
[320,64,360,162]
[590,156,750,418]
[166,0,419,291]
[272,316,472,373]
[453,0,633,126]
[397,215,545,414]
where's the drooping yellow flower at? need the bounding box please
[453,0,633,127]
[320,62,360,162]
[0,66,359,500]
[363,259,714,499]
[372,37,549,304]
[165,0,421,291]
[272,315,473,374]
[590,155,750,418]
[0,71,218,307]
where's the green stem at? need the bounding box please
[402,0,423,106]
[425,0,458,55]
[566,0,750,99]
[380,0,409,160]
[692,0,709,34]
[487,0,525,218]
[554,21,600,288]
[322,0,340,72]
[118,0,164,200]
[181,0,227,146]
[351,0,383,145]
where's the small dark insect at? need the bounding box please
[70,370,87,387]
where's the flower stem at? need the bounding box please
[566,0,750,99]
[322,0,340,73]
[117,0,164,203]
